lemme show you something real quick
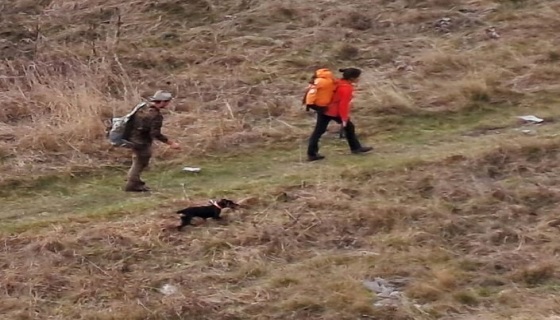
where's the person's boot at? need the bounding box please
[351,147,373,154]
[123,179,145,185]
[124,181,150,192]
[307,154,325,162]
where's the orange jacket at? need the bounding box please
[325,79,354,122]
[305,69,337,107]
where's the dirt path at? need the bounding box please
[2,120,556,233]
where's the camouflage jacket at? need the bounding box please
[126,104,169,148]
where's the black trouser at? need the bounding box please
[307,111,362,156]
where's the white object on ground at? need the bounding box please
[159,284,178,295]
[363,277,409,308]
[518,115,544,123]
[182,167,201,172]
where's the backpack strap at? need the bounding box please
[126,102,147,118]
[302,84,313,106]
[302,74,318,106]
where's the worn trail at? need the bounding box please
[2,120,556,233]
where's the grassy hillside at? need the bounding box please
[2,0,560,181]
[2,0,560,319]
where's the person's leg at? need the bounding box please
[126,149,141,183]
[137,146,152,186]
[125,145,152,191]
[343,120,361,151]
[307,112,331,160]
[343,120,373,154]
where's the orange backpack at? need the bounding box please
[302,68,338,110]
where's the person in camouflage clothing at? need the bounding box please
[124,90,180,192]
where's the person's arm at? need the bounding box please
[337,85,353,125]
[148,110,169,144]
[148,109,179,149]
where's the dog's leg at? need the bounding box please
[177,219,186,231]
[211,211,222,220]
[177,215,193,231]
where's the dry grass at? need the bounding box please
[3,0,560,319]
[0,0,559,178]
[3,136,560,319]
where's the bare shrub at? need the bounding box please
[365,82,420,115]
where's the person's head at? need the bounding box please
[339,68,362,83]
[149,90,173,108]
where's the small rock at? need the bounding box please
[435,17,452,33]
[379,276,408,287]
[378,289,395,298]
[486,26,500,39]
[159,284,178,296]
[363,280,384,293]
[363,277,406,307]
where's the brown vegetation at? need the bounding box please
[1,0,559,179]
[3,138,560,319]
[2,0,560,319]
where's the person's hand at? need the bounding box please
[168,141,181,150]
[342,121,347,127]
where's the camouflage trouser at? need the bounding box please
[126,145,152,188]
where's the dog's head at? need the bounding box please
[216,198,239,210]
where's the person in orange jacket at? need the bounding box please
[307,67,372,161]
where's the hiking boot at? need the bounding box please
[351,147,373,154]
[307,154,325,162]
[123,179,146,185]
[124,183,150,192]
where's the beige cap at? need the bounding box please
[149,90,173,102]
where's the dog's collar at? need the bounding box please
[209,200,222,209]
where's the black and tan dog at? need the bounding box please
[176,198,239,231]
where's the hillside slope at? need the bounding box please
[1,0,560,180]
[2,0,560,319]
